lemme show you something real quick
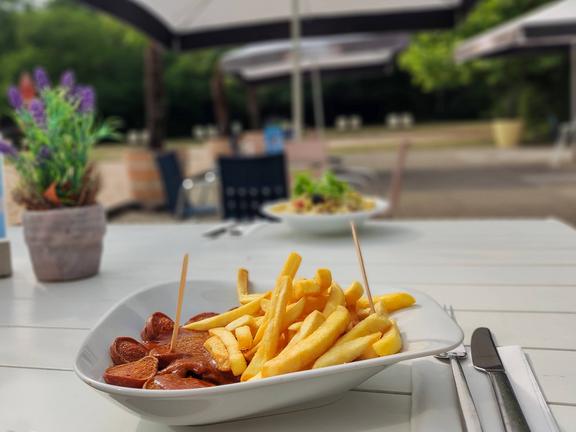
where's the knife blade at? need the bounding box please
[471,328,531,432]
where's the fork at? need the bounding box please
[434,305,484,432]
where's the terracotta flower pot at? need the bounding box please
[23,204,106,282]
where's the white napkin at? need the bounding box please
[410,346,559,432]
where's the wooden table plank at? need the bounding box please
[456,310,576,350]
[550,405,576,431]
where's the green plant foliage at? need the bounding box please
[399,0,566,139]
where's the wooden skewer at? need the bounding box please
[169,253,189,352]
[350,221,376,314]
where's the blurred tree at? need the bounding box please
[4,0,561,140]
[399,0,567,139]
[0,0,147,129]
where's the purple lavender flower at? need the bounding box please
[0,140,18,158]
[34,67,51,90]
[60,70,75,91]
[37,145,52,163]
[7,86,23,110]
[29,98,46,128]
[77,85,95,113]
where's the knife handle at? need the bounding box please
[488,371,531,432]
[449,357,484,432]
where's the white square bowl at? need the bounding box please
[74,279,462,426]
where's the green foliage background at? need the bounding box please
[0,0,570,141]
[399,0,569,140]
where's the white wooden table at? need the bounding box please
[1,219,575,431]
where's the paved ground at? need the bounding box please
[346,148,576,225]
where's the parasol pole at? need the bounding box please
[571,41,576,123]
[311,64,325,141]
[291,0,303,142]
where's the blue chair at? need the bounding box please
[263,124,285,154]
[155,151,216,219]
[217,153,288,220]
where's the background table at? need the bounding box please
[1,219,575,431]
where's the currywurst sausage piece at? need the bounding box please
[141,312,174,342]
[110,337,149,365]
[103,356,158,388]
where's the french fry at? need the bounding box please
[287,321,302,333]
[241,346,265,381]
[314,268,332,291]
[346,309,360,331]
[374,297,390,318]
[239,293,268,305]
[293,279,321,299]
[344,281,364,308]
[254,316,264,327]
[322,282,346,316]
[252,318,269,346]
[287,326,300,341]
[237,268,249,303]
[284,297,305,328]
[261,276,291,359]
[357,297,390,319]
[242,276,291,380]
[358,344,378,360]
[303,294,329,315]
[262,297,304,317]
[335,313,391,346]
[260,298,271,313]
[208,327,247,376]
[371,320,402,357]
[204,336,231,371]
[313,332,382,369]
[279,252,302,281]
[184,294,266,330]
[356,306,371,320]
[225,314,257,332]
[243,342,260,361]
[235,325,253,351]
[356,292,416,313]
[247,372,262,381]
[261,306,350,377]
[282,310,325,352]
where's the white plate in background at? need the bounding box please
[262,197,389,234]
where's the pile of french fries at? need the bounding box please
[183,252,415,381]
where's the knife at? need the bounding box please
[471,327,531,432]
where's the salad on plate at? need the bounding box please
[271,172,376,215]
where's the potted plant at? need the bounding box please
[491,87,524,149]
[1,68,119,281]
